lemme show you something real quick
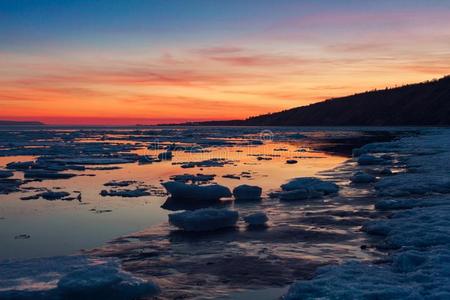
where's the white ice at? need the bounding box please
[168,208,239,231]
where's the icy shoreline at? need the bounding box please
[284,129,450,299]
[0,127,412,299]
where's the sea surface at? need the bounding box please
[0,126,411,299]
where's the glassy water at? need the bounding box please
[0,126,402,299]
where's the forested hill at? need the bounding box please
[186,75,450,126]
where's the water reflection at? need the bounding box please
[0,127,352,260]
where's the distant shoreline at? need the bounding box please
[0,120,45,126]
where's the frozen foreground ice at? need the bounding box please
[169,208,239,231]
[0,255,160,300]
[284,129,450,299]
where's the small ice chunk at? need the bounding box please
[0,170,13,178]
[0,179,22,194]
[392,250,426,273]
[40,191,71,200]
[6,161,34,170]
[222,174,240,180]
[287,133,306,139]
[243,212,268,226]
[278,189,310,201]
[350,171,376,183]
[57,264,160,299]
[55,157,133,165]
[24,169,76,179]
[357,154,385,165]
[162,181,231,201]
[104,180,136,187]
[158,151,173,160]
[100,188,150,198]
[233,184,262,201]
[281,177,339,195]
[379,168,393,175]
[169,208,239,231]
[14,234,31,239]
[170,173,215,183]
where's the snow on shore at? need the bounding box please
[284,129,450,299]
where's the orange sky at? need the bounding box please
[1,2,450,125]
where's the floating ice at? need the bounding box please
[162,181,231,201]
[375,198,449,210]
[21,190,71,201]
[6,161,34,170]
[378,167,393,175]
[278,189,309,201]
[169,173,215,183]
[232,184,262,201]
[0,170,13,178]
[24,170,77,180]
[0,255,160,300]
[0,179,22,194]
[243,212,268,226]
[178,158,232,168]
[100,188,150,198]
[350,171,376,183]
[357,154,386,165]
[168,208,239,231]
[54,157,133,165]
[104,180,137,187]
[222,174,240,180]
[281,177,339,195]
[57,264,160,299]
[157,151,173,160]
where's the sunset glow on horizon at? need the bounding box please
[1,0,450,125]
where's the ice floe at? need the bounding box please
[100,188,150,198]
[0,179,22,194]
[350,171,376,183]
[232,184,262,201]
[6,161,34,170]
[281,177,339,195]
[177,158,233,169]
[157,150,173,160]
[168,208,239,231]
[162,181,231,201]
[21,190,71,201]
[23,169,77,180]
[0,255,160,300]
[169,173,215,183]
[356,154,386,165]
[243,212,268,227]
[0,170,13,178]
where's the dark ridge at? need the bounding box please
[0,120,45,126]
[179,75,450,126]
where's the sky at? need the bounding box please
[1,0,450,125]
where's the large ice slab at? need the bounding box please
[281,177,339,195]
[232,184,262,201]
[169,208,239,231]
[162,181,232,201]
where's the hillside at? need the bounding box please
[186,75,450,126]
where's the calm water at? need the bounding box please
[0,126,402,299]
[0,127,348,260]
